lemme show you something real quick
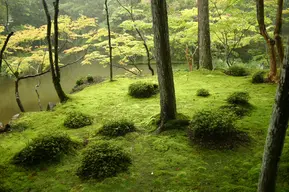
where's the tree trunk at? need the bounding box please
[258,39,289,192]
[151,0,177,133]
[198,0,213,70]
[274,0,284,65]
[42,0,68,103]
[256,0,284,82]
[105,0,113,82]
[15,79,25,112]
[0,32,14,73]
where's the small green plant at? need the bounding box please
[64,112,93,129]
[252,71,266,84]
[76,78,85,86]
[227,91,250,105]
[128,82,159,98]
[77,142,131,180]
[196,89,210,97]
[224,65,249,77]
[220,104,252,117]
[149,113,190,128]
[99,120,136,137]
[188,110,248,148]
[12,134,78,167]
[87,75,94,83]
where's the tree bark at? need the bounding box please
[274,0,284,65]
[0,32,14,73]
[15,79,25,112]
[258,39,289,192]
[42,0,68,103]
[151,0,177,133]
[198,0,213,70]
[105,0,113,82]
[256,0,284,82]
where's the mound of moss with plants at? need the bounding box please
[128,82,159,98]
[77,142,131,180]
[188,110,249,149]
[98,120,136,137]
[221,91,253,117]
[224,65,249,77]
[71,76,105,93]
[252,71,266,84]
[12,134,78,167]
[149,113,190,130]
[196,88,210,97]
[64,111,93,129]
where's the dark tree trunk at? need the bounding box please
[151,0,177,133]
[15,79,25,112]
[0,32,14,73]
[258,39,289,192]
[105,0,113,82]
[42,0,68,103]
[274,0,284,65]
[198,0,213,70]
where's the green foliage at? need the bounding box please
[87,75,94,83]
[77,142,131,180]
[224,65,249,77]
[227,92,250,105]
[128,82,159,98]
[188,110,248,148]
[149,113,190,127]
[76,78,85,86]
[220,104,253,117]
[98,120,136,137]
[12,134,78,167]
[252,71,266,84]
[163,119,190,130]
[196,89,210,97]
[63,112,93,129]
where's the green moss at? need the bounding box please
[0,69,283,191]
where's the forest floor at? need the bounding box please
[0,69,288,192]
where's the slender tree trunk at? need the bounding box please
[258,39,289,192]
[15,79,25,112]
[274,0,284,65]
[256,0,284,82]
[151,0,177,133]
[198,0,213,70]
[0,32,13,73]
[105,0,113,82]
[42,0,68,103]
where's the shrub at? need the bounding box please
[12,134,78,167]
[64,112,93,129]
[227,91,250,105]
[196,89,210,97]
[128,82,159,98]
[77,142,131,180]
[76,78,85,86]
[188,110,248,148]
[87,75,94,83]
[224,65,249,77]
[98,120,136,137]
[149,113,190,128]
[220,104,252,117]
[252,71,266,84]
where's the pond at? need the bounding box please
[0,63,156,124]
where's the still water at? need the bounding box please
[0,63,154,124]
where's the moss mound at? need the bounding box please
[64,111,93,129]
[196,88,210,97]
[149,113,190,128]
[12,134,78,167]
[188,110,249,149]
[252,71,266,84]
[77,142,131,180]
[128,82,159,98]
[227,91,250,105]
[98,120,136,137]
[224,65,249,77]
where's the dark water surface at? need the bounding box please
[0,63,154,124]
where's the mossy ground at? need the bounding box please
[1,68,287,192]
